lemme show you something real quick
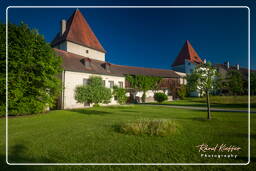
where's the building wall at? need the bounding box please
[67,41,105,61]
[174,71,187,85]
[172,64,185,73]
[54,41,105,61]
[185,60,197,74]
[62,71,125,109]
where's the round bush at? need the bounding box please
[154,92,168,103]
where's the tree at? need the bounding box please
[0,23,62,116]
[74,76,112,106]
[177,85,187,99]
[126,75,161,103]
[226,70,244,95]
[112,86,128,104]
[251,72,256,95]
[186,63,217,120]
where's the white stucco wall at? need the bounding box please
[174,71,187,85]
[62,71,125,109]
[66,41,105,61]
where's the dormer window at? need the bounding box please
[81,58,92,69]
[103,62,111,72]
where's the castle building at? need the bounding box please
[52,9,189,109]
[172,40,203,74]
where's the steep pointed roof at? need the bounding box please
[51,9,106,53]
[171,40,202,67]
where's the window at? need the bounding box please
[86,50,89,54]
[102,80,106,87]
[118,81,123,88]
[83,78,88,85]
[109,81,114,88]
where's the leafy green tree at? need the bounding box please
[154,92,168,103]
[177,85,187,99]
[186,63,217,120]
[251,72,256,95]
[0,23,62,116]
[227,70,244,95]
[126,75,161,103]
[0,23,5,115]
[75,76,112,106]
[113,86,128,104]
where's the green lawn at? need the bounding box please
[158,96,256,110]
[1,105,255,170]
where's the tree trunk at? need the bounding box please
[206,90,211,120]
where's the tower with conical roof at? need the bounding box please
[171,40,203,73]
[51,9,106,61]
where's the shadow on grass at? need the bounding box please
[1,144,57,171]
[71,109,111,115]
[112,124,122,133]
[120,110,136,113]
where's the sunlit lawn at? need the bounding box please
[0,105,255,170]
[158,96,256,111]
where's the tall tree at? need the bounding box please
[250,72,256,95]
[0,23,62,116]
[187,63,217,120]
[75,76,112,106]
[227,70,244,95]
[126,75,161,103]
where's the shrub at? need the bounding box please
[112,86,128,104]
[154,92,168,103]
[177,85,187,99]
[119,119,178,136]
[75,76,112,106]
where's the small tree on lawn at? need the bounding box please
[126,75,161,103]
[75,76,112,106]
[113,86,128,104]
[226,70,244,95]
[187,63,217,120]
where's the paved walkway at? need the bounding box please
[140,104,256,113]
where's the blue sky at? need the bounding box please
[1,0,255,70]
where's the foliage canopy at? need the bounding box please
[125,75,161,102]
[75,76,112,106]
[113,86,128,104]
[0,23,62,116]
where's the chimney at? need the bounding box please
[60,19,66,35]
[236,64,240,70]
[224,61,230,69]
[203,59,207,64]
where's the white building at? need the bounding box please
[52,9,181,109]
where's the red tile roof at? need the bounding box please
[51,9,106,53]
[54,48,180,78]
[172,40,203,67]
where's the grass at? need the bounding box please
[118,119,179,136]
[156,96,256,110]
[0,105,255,170]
